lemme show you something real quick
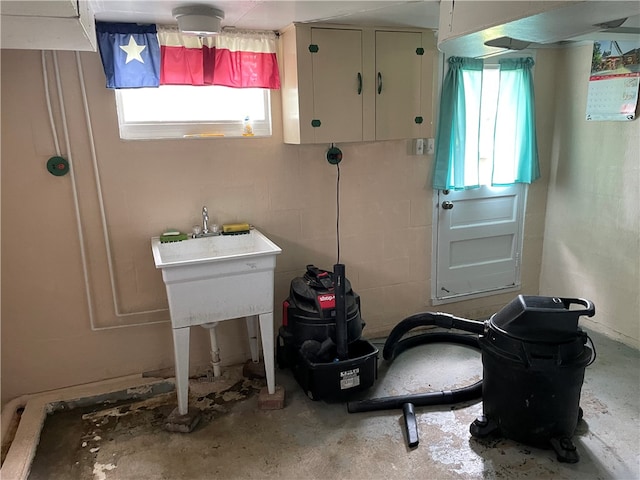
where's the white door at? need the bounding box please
[434,184,526,303]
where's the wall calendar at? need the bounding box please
[586,40,640,121]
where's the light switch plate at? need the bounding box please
[426,138,435,155]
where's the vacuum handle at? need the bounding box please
[334,263,348,361]
[305,264,321,276]
[559,297,595,318]
[305,264,334,289]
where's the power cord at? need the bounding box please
[336,160,341,265]
[327,142,343,265]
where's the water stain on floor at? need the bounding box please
[28,368,263,480]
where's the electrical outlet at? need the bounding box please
[426,138,435,155]
[415,138,425,155]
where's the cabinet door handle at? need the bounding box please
[377,72,382,94]
[357,72,362,95]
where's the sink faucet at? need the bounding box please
[202,206,210,234]
[193,206,219,238]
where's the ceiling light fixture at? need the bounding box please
[172,5,225,36]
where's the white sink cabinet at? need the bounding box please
[151,230,282,415]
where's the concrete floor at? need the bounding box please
[15,329,640,479]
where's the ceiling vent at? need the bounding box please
[484,37,531,51]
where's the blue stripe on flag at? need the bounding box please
[96,22,160,89]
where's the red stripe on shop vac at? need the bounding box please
[282,300,290,326]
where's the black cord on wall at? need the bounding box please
[336,160,341,265]
[327,142,343,265]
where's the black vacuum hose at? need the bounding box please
[347,312,485,414]
[383,312,485,361]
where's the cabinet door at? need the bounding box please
[375,31,423,141]
[310,28,363,143]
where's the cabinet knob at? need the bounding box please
[357,72,362,95]
[377,72,382,94]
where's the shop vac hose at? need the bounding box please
[347,312,485,414]
[383,312,485,361]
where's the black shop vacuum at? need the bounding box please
[347,295,596,463]
[277,264,378,400]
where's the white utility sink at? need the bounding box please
[151,229,281,268]
[151,229,282,416]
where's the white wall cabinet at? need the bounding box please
[0,0,96,51]
[280,23,437,144]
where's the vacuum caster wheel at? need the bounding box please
[550,436,580,463]
[469,415,499,438]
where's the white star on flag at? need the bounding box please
[119,36,147,64]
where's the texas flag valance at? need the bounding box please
[96,22,280,90]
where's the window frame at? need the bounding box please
[114,86,272,140]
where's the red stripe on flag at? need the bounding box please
[160,45,210,85]
[212,49,280,89]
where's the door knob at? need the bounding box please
[442,201,454,210]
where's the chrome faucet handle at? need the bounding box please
[202,206,209,233]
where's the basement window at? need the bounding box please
[115,85,272,140]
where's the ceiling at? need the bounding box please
[1,1,638,53]
[89,0,640,43]
[89,0,442,31]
